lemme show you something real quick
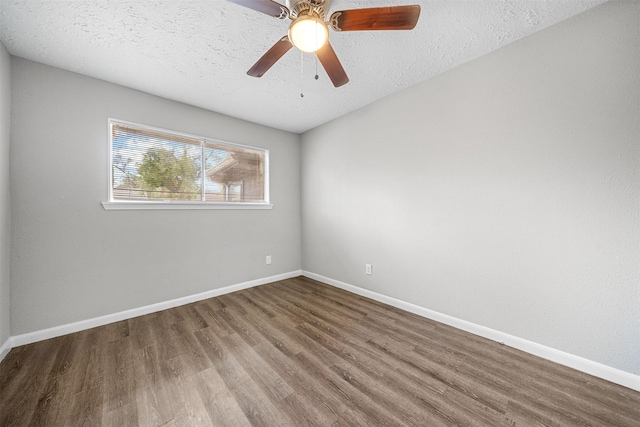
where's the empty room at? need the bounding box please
[0,0,638,425]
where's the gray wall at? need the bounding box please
[0,43,10,348]
[10,58,301,335]
[301,1,639,375]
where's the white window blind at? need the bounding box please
[109,120,268,205]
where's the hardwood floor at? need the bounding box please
[1,276,638,426]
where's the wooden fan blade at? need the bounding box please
[316,42,349,88]
[247,36,293,78]
[227,0,288,19]
[330,5,421,31]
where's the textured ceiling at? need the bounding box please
[0,0,607,133]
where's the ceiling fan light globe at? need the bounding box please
[288,16,329,53]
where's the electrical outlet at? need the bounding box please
[365,264,372,275]
[266,255,272,265]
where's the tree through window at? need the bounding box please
[110,120,268,204]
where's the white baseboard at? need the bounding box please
[9,270,302,349]
[4,269,638,392]
[302,271,640,393]
[0,336,12,363]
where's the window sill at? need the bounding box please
[102,201,273,210]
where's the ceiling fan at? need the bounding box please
[228,0,421,87]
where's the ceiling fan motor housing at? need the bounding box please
[286,0,330,20]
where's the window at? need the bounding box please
[104,119,270,210]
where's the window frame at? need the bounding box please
[102,119,272,210]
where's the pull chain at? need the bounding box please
[315,55,319,80]
[300,51,319,98]
[300,50,305,98]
